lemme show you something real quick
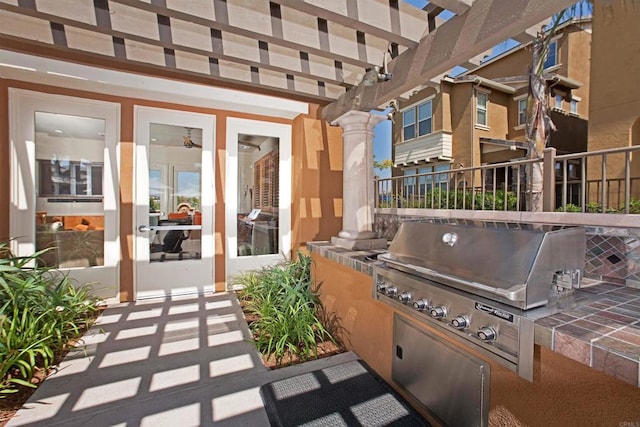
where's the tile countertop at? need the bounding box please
[307,241,640,388]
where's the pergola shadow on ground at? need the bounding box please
[6,292,359,427]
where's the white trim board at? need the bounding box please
[0,50,308,120]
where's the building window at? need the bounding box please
[402,109,415,141]
[402,100,433,141]
[518,98,528,126]
[403,163,451,194]
[476,92,488,126]
[570,99,579,115]
[544,40,558,69]
[418,101,433,136]
[554,94,563,110]
[555,160,581,180]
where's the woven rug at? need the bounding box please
[260,359,430,427]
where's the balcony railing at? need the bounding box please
[375,146,640,213]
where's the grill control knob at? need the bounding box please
[385,286,398,297]
[477,327,497,342]
[376,281,387,294]
[429,305,447,319]
[451,315,470,330]
[397,291,412,303]
[412,299,430,311]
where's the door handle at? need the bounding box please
[138,225,151,232]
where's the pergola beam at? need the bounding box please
[427,0,474,16]
[322,0,576,122]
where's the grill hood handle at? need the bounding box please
[389,260,528,303]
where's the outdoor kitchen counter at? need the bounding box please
[308,241,640,388]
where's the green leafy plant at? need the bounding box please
[556,203,583,212]
[233,253,339,367]
[0,243,101,396]
[627,198,640,214]
[585,201,602,213]
[378,189,519,211]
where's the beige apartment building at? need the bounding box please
[392,18,592,194]
[588,0,640,202]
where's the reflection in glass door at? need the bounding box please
[225,118,291,281]
[34,112,107,269]
[147,129,202,263]
[237,134,279,257]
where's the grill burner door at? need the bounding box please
[393,315,490,427]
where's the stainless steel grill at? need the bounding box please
[373,221,586,381]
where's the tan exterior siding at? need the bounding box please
[588,0,640,194]
[565,28,591,117]
[291,114,343,249]
[449,83,476,169]
[472,45,532,80]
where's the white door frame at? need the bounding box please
[9,88,120,301]
[133,106,216,299]
[225,118,292,280]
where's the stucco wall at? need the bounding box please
[449,83,476,169]
[588,0,640,183]
[291,113,343,248]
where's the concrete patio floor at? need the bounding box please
[6,292,359,427]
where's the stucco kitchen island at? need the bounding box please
[309,241,640,427]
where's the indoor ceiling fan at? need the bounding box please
[183,128,202,149]
[238,140,261,151]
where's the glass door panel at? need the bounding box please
[34,112,106,269]
[237,134,279,257]
[146,130,202,263]
[225,118,291,281]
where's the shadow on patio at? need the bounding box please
[6,292,358,427]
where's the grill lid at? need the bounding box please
[378,222,586,309]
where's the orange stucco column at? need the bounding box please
[331,110,387,249]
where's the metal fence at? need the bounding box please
[375,146,640,213]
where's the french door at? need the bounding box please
[134,107,215,299]
[225,118,291,280]
[9,89,120,300]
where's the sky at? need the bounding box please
[372,0,593,178]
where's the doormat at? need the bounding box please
[259,359,430,426]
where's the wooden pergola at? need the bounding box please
[1,0,576,121]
